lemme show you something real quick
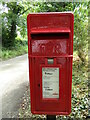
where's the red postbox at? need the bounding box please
[27,12,74,115]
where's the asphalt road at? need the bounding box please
[0,54,29,118]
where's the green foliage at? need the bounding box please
[2,1,33,48]
[2,2,23,48]
[36,2,73,12]
[73,3,88,65]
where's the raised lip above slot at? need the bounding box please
[30,28,71,34]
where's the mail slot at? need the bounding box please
[27,12,74,115]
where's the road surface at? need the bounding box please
[0,54,29,118]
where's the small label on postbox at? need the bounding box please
[42,67,59,99]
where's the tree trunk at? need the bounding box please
[78,49,86,65]
[8,20,16,49]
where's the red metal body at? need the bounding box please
[27,12,74,115]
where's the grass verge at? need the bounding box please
[1,40,28,60]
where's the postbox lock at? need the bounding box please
[47,58,54,64]
[38,84,40,87]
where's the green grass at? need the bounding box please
[1,40,28,60]
[18,52,88,119]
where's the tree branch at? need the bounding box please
[18,7,31,16]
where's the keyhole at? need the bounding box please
[38,84,40,87]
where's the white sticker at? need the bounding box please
[42,68,59,98]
